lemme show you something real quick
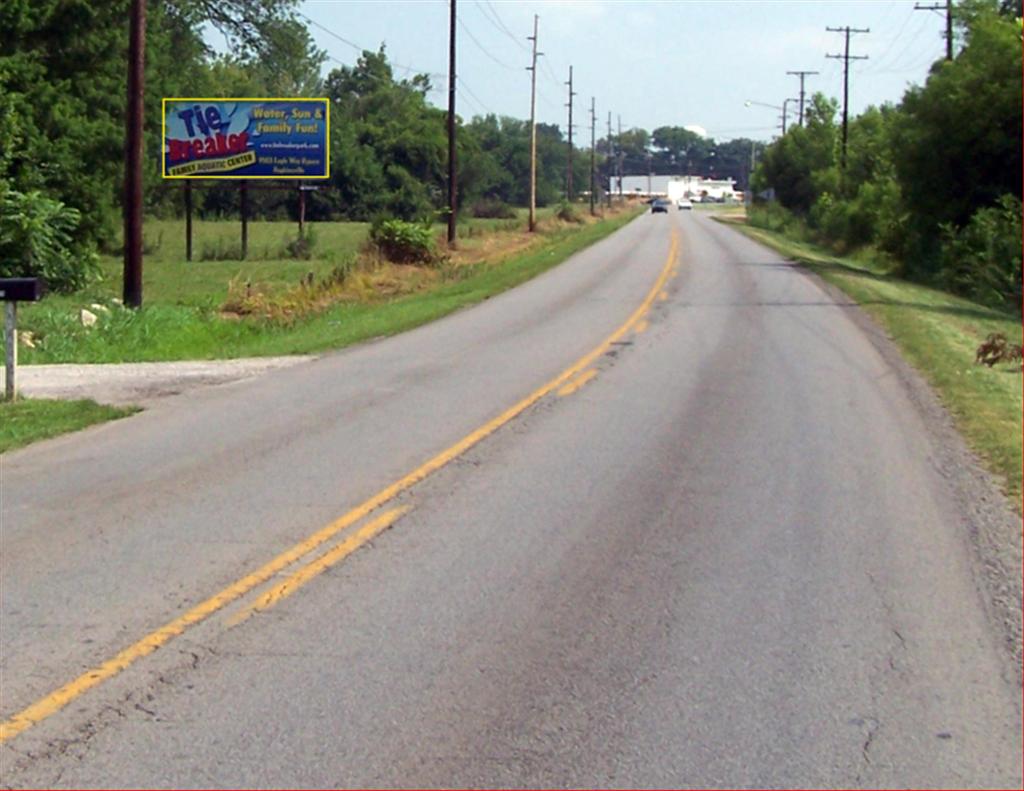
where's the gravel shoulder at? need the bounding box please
[3,356,315,407]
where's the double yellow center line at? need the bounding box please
[0,228,679,744]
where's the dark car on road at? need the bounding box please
[651,199,670,214]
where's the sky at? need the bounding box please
[296,0,952,142]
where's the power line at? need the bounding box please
[299,11,446,81]
[866,6,929,73]
[480,0,528,50]
[914,0,953,60]
[457,14,517,70]
[457,75,495,115]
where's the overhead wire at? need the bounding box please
[457,13,518,71]
[479,0,528,50]
[298,11,446,82]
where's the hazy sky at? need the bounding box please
[297,0,951,141]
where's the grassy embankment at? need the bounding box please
[1,203,643,451]
[719,211,1022,508]
[0,400,138,454]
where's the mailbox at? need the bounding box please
[0,278,45,302]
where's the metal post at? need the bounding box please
[184,181,193,262]
[4,302,16,402]
[298,186,306,236]
[240,180,249,260]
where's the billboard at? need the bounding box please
[162,98,329,179]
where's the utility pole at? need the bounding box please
[782,97,797,135]
[786,70,818,127]
[915,0,953,61]
[565,66,576,201]
[827,26,869,171]
[589,97,596,216]
[606,112,613,208]
[447,0,457,246]
[123,0,145,308]
[617,115,623,199]
[527,14,539,232]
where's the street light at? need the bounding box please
[744,98,797,135]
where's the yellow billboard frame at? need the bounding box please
[161,97,330,179]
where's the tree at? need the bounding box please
[753,93,838,213]
[323,48,447,220]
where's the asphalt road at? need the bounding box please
[1,209,1020,788]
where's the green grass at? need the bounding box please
[11,208,641,364]
[0,398,138,454]
[727,219,1022,508]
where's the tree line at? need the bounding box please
[1,0,758,291]
[751,0,1022,309]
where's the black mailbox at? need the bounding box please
[0,278,45,302]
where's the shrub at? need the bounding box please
[470,198,517,219]
[0,188,98,292]
[369,217,436,264]
[284,228,318,260]
[938,194,1022,309]
[556,201,584,224]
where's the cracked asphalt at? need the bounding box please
[1,211,1020,788]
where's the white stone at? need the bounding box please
[89,303,110,314]
[18,331,36,348]
[80,309,98,327]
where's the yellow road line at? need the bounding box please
[0,228,679,744]
[228,506,410,626]
[556,369,597,397]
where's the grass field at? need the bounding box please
[725,217,1022,508]
[0,398,138,454]
[12,205,640,364]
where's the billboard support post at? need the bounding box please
[298,185,306,236]
[240,180,249,260]
[184,181,193,262]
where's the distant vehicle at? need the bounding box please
[677,198,693,210]
[651,199,671,213]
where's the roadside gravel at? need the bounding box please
[2,356,314,406]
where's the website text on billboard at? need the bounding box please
[162,98,329,179]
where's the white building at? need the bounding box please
[610,174,738,201]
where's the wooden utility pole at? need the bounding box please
[786,70,818,127]
[606,112,613,208]
[565,66,576,201]
[527,14,539,232]
[447,0,458,246]
[123,0,145,308]
[617,115,623,199]
[589,97,596,216]
[827,26,869,171]
[915,0,954,61]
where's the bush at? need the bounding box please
[470,198,517,219]
[556,201,584,224]
[369,217,436,264]
[284,228,318,260]
[938,194,1022,309]
[0,188,98,292]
